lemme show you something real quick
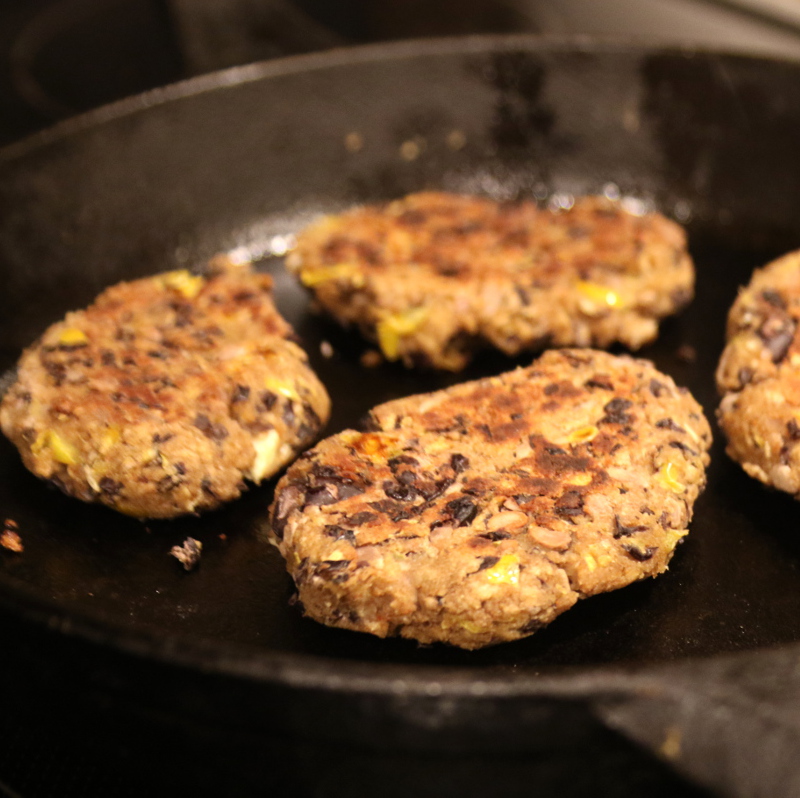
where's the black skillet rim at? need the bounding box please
[2,33,800,697]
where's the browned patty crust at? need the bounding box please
[717,250,800,496]
[0,259,331,518]
[287,192,694,370]
[270,349,711,649]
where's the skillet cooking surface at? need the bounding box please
[3,38,800,679]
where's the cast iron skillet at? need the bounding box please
[2,36,800,796]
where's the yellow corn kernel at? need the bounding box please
[565,425,599,444]
[657,460,686,493]
[58,328,88,346]
[376,307,429,360]
[33,430,79,465]
[484,554,520,585]
[566,472,593,487]
[161,270,205,299]
[299,263,365,287]
[460,620,484,634]
[584,552,598,572]
[100,426,121,453]
[576,281,622,315]
[264,377,300,402]
[250,429,281,482]
[352,432,400,459]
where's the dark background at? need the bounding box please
[2,0,800,147]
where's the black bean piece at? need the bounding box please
[519,619,544,634]
[514,284,531,306]
[201,478,219,498]
[649,379,667,397]
[283,403,296,427]
[388,455,419,470]
[193,414,229,441]
[585,376,614,390]
[445,497,479,526]
[601,398,634,425]
[320,559,351,570]
[296,423,314,442]
[762,289,786,309]
[99,477,123,497]
[232,384,251,403]
[669,441,697,455]
[101,350,116,366]
[613,516,648,539]
[621,543,657,561]
[759,314,796,363]
[272,485,303,540]
[259,390,278,411]
[397,470,417,485]
[655,418,686,433]
[315,560,352,583]
[554,490,584,517]
[788,419,800,440]
[323,525,356,545]
[544,383,559,396]
[304,485,339,507]
[476,423,493,439]
[477,556,500,572]
[368,499,398,514]
[417,477,454,501]
[157,475,183,493]
[347,511,377,526]
[383,481,416,502]
[738,367,754,386]
[302,402,322,433]
[479,531,511,541]
[337,483,365,501]
[312,464,339,480]
[450,453,470,473]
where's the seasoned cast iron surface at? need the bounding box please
[2,40,800,677]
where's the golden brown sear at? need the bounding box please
[270,349,711,649]
[0,259,330,519]
[288,192,694,370]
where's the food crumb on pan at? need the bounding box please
[344,132,363,153]
[446,130,466,150]
[400,138,425,161]
[360,349,382,368]
[170,537,203,571]
[320,340,334,359]
[676,344,697,363]
[1,522,23,553]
